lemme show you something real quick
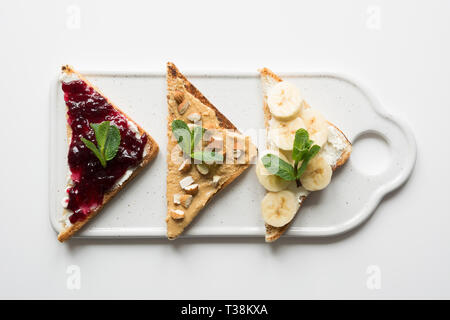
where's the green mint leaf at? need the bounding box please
[82,121,122,168]
[261,154,296,181]
[297,144,321,178]
[292,128,310,161]
[293,147,308,162]
[104,124,121,161]
[171,120,191,155]
[81,137,106,168]
[191,151,223,164]
[190,129,195,151]
[192,125,205,151]
[172,119,190,134]
[90,121,110,153]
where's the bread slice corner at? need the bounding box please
[166,62,256,240]
[57,65,159,242]
[259,67,352,242]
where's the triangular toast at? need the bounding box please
[166,62,256,239]
[57,65,159,242]
[259,68,352,242]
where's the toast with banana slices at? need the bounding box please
[166,62,257,240]
[58,65,159,242]
[258,68,352,242]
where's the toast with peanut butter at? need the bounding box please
[258,68,352,242]
[166,62,256,240]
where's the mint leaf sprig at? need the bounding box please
[261,128,320,187]
[171,119,223,164]
[81,121,121,168]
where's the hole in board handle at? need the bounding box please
[351,131,391,176]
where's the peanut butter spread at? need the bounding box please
[166,78,256,239]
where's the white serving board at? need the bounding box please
[49,71,416,239]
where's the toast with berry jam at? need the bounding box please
[166,62,257,239]
[58,65,159,242]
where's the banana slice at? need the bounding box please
[256,150,291,192]
[267,81,303,121]
[301,107,328,147]
[268,117,306,151]
[300,156,332,191]
[261,190,299,227]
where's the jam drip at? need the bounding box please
[62,78,148,224]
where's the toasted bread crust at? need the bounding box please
[167,63,237,131]
[166,62,254,239]
[57,66,159,242]
[260,68,352,242]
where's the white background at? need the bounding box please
[0,0,449,299]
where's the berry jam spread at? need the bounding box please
[62,77,148,224]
